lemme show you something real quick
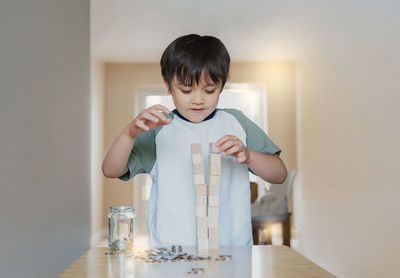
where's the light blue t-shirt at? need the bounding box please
[119,108,281,247]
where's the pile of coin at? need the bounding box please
[105,245,215,263]
[105,246,233,275]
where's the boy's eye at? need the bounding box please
[180,89,192,94]
[206,89,216,94]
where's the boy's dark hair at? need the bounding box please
[160,34,230,89]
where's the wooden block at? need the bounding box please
[197,216,208,229]
[197,238,209,250]
[196,195,207,207]
[197,218,208,240]
[208,175,220,186]
[192,153,202,164]
[196,184,207,195]
[196,206,207,217]
[208,185,219,196]
[208,163,221,175]
[208,195,219,206]
[209,228,219,251]
[208,216,218,228]
[209,238,219,249]
[208,229,219,249]
[197,225,208,238]
[209,154,221,165]
[198,249,219,259]
[208,207,219,218]
[191,143,202,154]
[208,249,219,258]
[194,174,205,185]
[197,249,209,257]
[209,143,219,154]
[209,228,219,240]
[208,154,221,175]
[193,163,204,175]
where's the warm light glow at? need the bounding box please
[271,223,283,245]
[145,95,174,110]
[133,234,149,250]
[262,223,283,245]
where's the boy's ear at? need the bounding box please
[163,78,171,94]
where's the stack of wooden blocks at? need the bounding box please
[191,143,221,257]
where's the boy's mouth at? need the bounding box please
[191,108,205,113]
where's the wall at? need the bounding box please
[0,0,90,277]
[229,62,297,171]
[291,2,400,277]
[103,62,296,226]
[90,59,106,246]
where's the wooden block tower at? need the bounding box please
[191,143,221,257]
[207,143,220,250]
[191,144,208,250]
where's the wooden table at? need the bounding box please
[59,246,335,278]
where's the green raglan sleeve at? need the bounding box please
[222,108,281,155]
[118,129,157,181]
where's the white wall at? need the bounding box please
[90,59,106,246]
[291,2,400,277]
[0,0,90,277]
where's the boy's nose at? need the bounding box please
[192,90,204,104]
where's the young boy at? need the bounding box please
[102,34,287,247]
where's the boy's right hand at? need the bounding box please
[124,105,172,138]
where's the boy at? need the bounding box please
[102,34,287,247]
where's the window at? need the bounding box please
[143,83,268,133]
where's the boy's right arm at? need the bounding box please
[102,105,171,178]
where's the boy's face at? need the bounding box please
[165,73,222,123]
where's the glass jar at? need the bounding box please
[108,206,136,251]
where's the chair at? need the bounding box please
[251,170,297,246]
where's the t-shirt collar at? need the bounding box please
[172,109,217,123]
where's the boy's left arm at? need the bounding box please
[216,135,287,184]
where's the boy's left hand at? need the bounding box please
[215,135,250,164]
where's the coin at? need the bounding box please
[219,254,232,260]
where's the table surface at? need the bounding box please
[59,246,335,278]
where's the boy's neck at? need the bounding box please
[173,109,217,123]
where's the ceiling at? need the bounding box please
[90,0,312,63]
[91,1,390,63]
